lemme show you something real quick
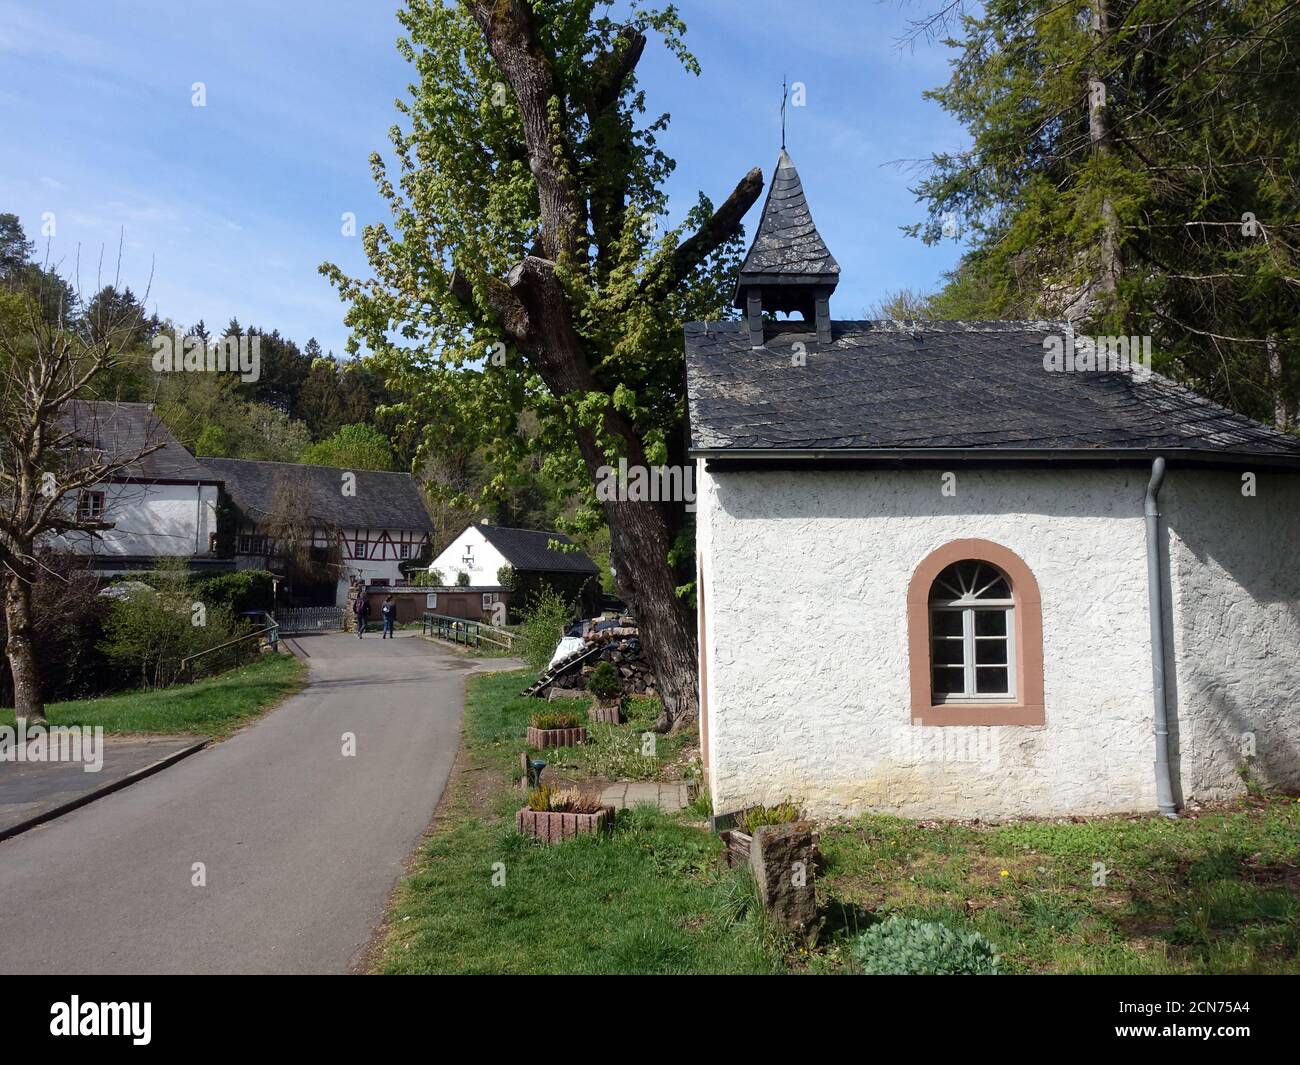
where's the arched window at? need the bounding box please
[929,560,1015,702]
[907,540,1045,726]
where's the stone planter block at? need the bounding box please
[750,822,819,938]
[526,725,587,748]
[589,703,622,724]
[516,807,609,844]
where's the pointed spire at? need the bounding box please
[735,151,839,346]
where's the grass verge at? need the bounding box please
[536,693,697,782]
[0,653,307,739]
[812,799,1300,974]
[375,668,783,974]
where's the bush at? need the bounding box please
[849,917,1001,975]
[530,709,581,730]
[193,569,274,615]
[98,563,257,689]
[456,570,470,587]
[518,585,574,673]
[587,660,620,700]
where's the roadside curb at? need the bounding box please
[0,739,209,843]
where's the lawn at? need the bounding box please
[0,652,306,739]
[375,668,1300,975]
[811,799,1300,974]
[531,692,698,783]
[374,669,782,974]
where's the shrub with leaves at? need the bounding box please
[587,660,621,700]
[98,561,255,689]
[518,585,575,674]
[850,917,1001,976]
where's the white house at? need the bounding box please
[203,458,433,605]
[687,152,1300,822]
[51,402,225,574]
[426,522,601,619]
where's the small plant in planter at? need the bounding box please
[586,660,623,723]
[720,801,806,867]
[527,709,588,749]
[517,784,611,843]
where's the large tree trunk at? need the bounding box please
[3,564,45,726]
[599,476,698,733]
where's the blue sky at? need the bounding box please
[0,0,968,356]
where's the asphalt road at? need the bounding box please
[0,633,516,974]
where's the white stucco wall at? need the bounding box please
[53,481,218,560]
[1164,469,1300,799]
[698,462,1300,821]
[427,525,510,588]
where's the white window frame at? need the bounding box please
[481,592,498,608]
[929,561,1016,704]
[426,592,438,609]
[77,490,105,522]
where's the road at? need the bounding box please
[0,632,515,974]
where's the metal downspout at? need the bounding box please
[1145,457,1177,817]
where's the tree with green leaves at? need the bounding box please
[908,0,1300,428]
[322,1,763,729]
[299,422,397,471]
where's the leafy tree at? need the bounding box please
[321,1,762,728]
[194,423,230,457]
[85,285,159,349]
[0,213,34,279]
[299,422,397,470]
[909,0,1300,427]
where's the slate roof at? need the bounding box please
[62,401,219,482]
[202,457,433,531]
[475,524,600,574]
[685,320,1300,464]
[734,150,839,307]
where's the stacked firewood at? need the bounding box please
[551,619,658,697]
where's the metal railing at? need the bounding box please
[420,612,514,649]
[276,605,345,633]
[180,611,279,677]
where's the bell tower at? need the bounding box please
[733,150,840,347]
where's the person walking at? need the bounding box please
[380,594,396,639]
[353,592,371,638]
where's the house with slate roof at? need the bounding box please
[203,457,433,606]
[688,151,1300,821]
[426,522,601,621]
[50,402,228,574]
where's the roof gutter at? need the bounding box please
[694,446,1300,472]
[1145,457,1178,818]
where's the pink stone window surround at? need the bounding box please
[907,539,1045,727]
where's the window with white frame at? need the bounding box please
[481,592,498,608]
[77,490,105,521]
[929,560,1015,702]
[399,542,410,559]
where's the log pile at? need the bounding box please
[547,618,658,698]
